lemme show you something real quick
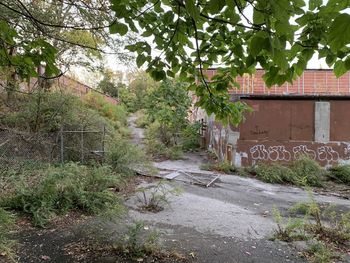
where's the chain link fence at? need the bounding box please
[0,126,107,167]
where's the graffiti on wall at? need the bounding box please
[249,144,345,164]
[206,118,240,163]
[208,125,229,161]
[250,145,291,161]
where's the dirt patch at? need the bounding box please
[313,181,350,200]
[3,175,156,263]
[63,239,186,263]
[117,175,156,197]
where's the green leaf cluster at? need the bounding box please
[0,21,59,80]
[109,0,350,124]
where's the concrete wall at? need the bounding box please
[203,98,350,167]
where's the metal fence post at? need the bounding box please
[81,125,84,163]
[101,125,106,161]
[60,126,64,163]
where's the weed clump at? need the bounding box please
[272,193,350,262]
[117,221,160,257]
[200,161,237,174]
[306,241,333,263]
[137,181,182,213]
[272,206,306,242]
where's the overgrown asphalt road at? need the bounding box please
[126,158,350,263]
[126,115,350,263]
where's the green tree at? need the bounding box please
[0,0,134,96]
[98,72,123,98]
[2,1,350,124]
[0,21,59,97]
[146,79,191,145]
[0,0,133,70]
[128,71,158,112]
[109,0,350,124]
[96,70,157,111]
[118,86,137,112]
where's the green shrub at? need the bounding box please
[106,135,146,174]
[146,80,191,146]
[168,146,184,160]
[236,166,256,177]
[117,126,131,138]
[0,163,123,227]
[255,163,297,184]
[145,121,174,146]
[291,156,326,187]
[1,91,81,132]
[181,122,200,151]
[145,139,168,159]
[328,165,350,185]
[239,158,326,187]
[84,92,128,125]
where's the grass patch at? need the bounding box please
[134,110,148,128]
[0,208,16,262]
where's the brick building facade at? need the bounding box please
[199,69,350,167]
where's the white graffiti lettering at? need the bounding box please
[250,145,269,160]
[250,145,291,161]
[250,144,341,163]
[317,146,339,162]
[268,146,291,161]
[292,145,316,160]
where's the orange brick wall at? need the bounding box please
[54,76,119,105]
[203,69,350,95]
